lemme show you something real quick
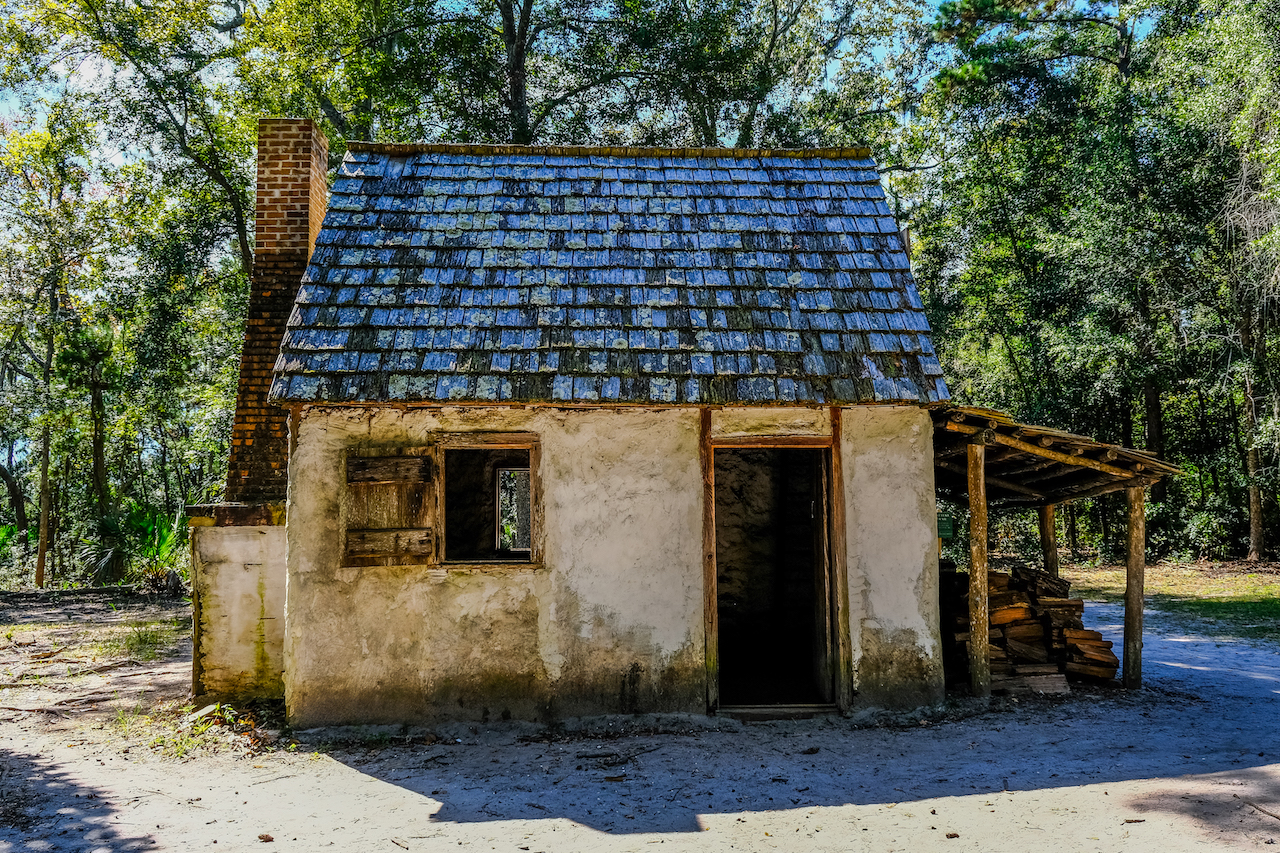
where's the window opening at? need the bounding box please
[445,448,532,562]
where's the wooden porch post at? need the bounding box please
[967,437,990,698]
[1123,486,1146,689]
[1038,504,1059,577]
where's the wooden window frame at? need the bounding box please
[436,432,543,572]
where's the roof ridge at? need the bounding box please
[344,142,876,160]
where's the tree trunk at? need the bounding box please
[34,426,49,589]
[135,440,147,508]
[158,429,173,515]
[501,0,534,144]
[0,464,29,532]
[1038,504,1059,576]
[1098,495,1112,557]
[1143,379,1166,503]
[10,441,27,560]
[90,367,109,515]
[34,312,54,588]
[1239,311,1266,561]
[1243,377,1265,561]
[1066,501,1079,559]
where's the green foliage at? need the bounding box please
[912,0,1280,559]
[0,0,1276,581]
[78,503,186,586]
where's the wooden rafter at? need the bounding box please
[930,404,1181,507]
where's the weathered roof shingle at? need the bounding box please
[269,144,949,405]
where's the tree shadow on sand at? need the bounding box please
[321,680,1279,837]
[0,746,158,852]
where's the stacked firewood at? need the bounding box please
[1063,629,1120,678]
[940,565,1119,695]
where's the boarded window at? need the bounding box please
[444,448,532,562]
[344,452,434,566]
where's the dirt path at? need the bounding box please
[1,597,1277,852]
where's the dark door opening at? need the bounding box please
[714,447,834,706]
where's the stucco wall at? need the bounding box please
[711,407,830,438]
[275,403,941,725]
[283,407,707,726]
[840,406,945,708]
[191,525,287,699]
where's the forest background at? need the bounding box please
[0,0,1276,588]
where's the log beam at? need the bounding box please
[938,460,1045,499]
[967,439,990,698]
[943,421,1140,478]
[1123,486,1146,689]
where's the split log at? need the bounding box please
[1070,646,1120,667]
[1065,662,1120,680]
[1003,623,1049,643]
[1012,664,1061,676]
[990,591,1032,609]
[990,604,1035,625]
[1036,598,1084,611]
[1006,638,1050,664]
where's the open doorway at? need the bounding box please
[714,447,834,706]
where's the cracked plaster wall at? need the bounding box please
[202,404,943,723]
[840,405,944,708]
[282,406,706,726]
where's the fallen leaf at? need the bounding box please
[258,834,274,843]
[946,833,959,839]
[1124,819,1146,824]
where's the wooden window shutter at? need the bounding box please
[344,450,436,565]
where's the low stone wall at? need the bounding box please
[190,525,287,699]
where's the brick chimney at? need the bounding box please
[224,118,328,505]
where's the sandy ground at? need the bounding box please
[1,596,1278,852]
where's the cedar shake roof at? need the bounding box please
[269,144,949,405]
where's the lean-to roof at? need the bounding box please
[931,405,1183,506]
[270,144,948,406]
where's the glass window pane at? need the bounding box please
[497,468,531,551]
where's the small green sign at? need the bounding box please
[937,514,956,539]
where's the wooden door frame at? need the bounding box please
[701,408,853,712]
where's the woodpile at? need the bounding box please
[940,565,1119,696]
